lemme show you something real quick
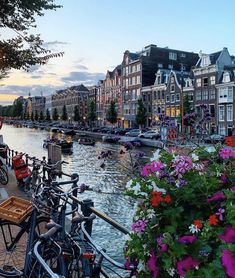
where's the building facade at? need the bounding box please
[31,96,46,117]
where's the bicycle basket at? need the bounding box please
[0,196,32,224]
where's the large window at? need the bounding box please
[227,105,233,121]
[171,94,175,103]
[218,124,226,135]
[196,78,201,87]
[176,94,180,102]
[210,89,216,99]
[210,76,215,85]
[202,90,208,100]
[209,105,215,117]
[169,52,177,60]
[196,91,201,101]
[166,95,170,103]
[219,106,225,121]
[203,77,208,87]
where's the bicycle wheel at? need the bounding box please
[0,217,49,277]
[0,167,8,185]
[28,243,67,278]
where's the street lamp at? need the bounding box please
[180,66,184,135]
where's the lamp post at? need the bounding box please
[180,66,184,135]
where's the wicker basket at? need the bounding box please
[0,196,32,224]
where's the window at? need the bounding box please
[166,107,170,116]
[219,106,225,121]
[203,77,208,87]
[158,63,163,68]
[202,90,208,100]
[196,78,201,87]
[171,107,176,117]
[227,105,233,121]
[171,94,175,103]
[189,93,193,101]
[176,106,181,116]
[157,75,161,84]
[196,91,201,101]
[132,76,135,85]
[168,64,173,69]
[218,124,226,135]
[137,64,141,71]
[210,105,215,117]
[166,95,170,102]
[210,89,216,99]
[176,94,180,102]
[169,52,177,60]
[171,85,175,92]
[180,53,186,58]
[210,76,216,85]
[154,91,157,100]
[228,87,233,101]
[137,76,141,84]
[222,72,230,83]
[137,88,141,96]
[157,91,161,100]
[162,91,165,99]
[126,66,129,75]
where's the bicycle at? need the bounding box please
[0,159,8,185]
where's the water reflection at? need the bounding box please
[1,125,155,271]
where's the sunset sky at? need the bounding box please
[1,0,235,105]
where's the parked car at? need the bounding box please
[138,130,161,140]
[204,134,225,144]
[125,129,142,137]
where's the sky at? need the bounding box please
[1,0,235,105]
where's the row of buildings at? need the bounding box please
[19,44,235,136]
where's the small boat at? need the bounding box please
[43,138,73,153]
[78,137,95,146]
[102,135,120,143]
[51,128,59,133]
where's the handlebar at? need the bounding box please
[80,222,133,270]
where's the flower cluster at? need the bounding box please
[125,146,235,277]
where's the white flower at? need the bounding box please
[151,181,166,193]
[189,224,200,233]
[137,261,145,272]
[167,268,175,277]
[146,209,155,219]
[150,149,161,162]
[131,182,141,195]
[126,179,133,189]
[192,153,199,162]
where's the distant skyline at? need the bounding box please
[1,0,235,105]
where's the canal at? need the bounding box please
[1,124,155,274]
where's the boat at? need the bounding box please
[64,129,76,136]
[78,137,95,146]
[102,135,120,143]
[43,138,73,153]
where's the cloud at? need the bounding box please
[61,71,105,85]
[75,64,88,70]
[42,41,68,50]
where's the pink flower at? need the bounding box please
[147,250,159,278]
[141,164,152,176]
[141,161,164,177]
[221,249,235,278]
[157,237,168,253]
[172,155,193,177]
[178,235,197,244]
[219,148,235,159]
[231,185,235,191]
[131,219,148,234]
[220,226,235,243]
[207,191,225,202]
[220,173,228,184]
[177,256,200,277]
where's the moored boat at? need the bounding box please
[43,138,73,153]
[78,137,95,146]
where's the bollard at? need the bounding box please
[81,199,94,236]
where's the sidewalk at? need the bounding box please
[0,165,29,203]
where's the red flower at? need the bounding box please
[209,214,218,226]
[151,191,163,207]
[193,220,203,229]
[164,195,172,203]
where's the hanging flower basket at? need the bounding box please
[125,146,235,277]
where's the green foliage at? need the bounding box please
[52,108,59,121]
[73,105,80,122]
[106,101,117,124]
[0,0,63,77]
[125,146,235,277]
[61,105,68,121]
[87,101,96,123]
[46,109,51,121]
[136,98,147,127]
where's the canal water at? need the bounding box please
[1,124,155,274]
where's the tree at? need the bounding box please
[31,111,34,121]
[136,98,147,128]
[12,99,23,118]
[46,109,51,121]
[52,108,59,121]
[87,101,96,125]
[34,110,39,121]
[0,1,63,77]
[178,93,193,127]
[39,111,44,121]
[73,106,80,122]
[62,105,68,121]
[106,101,117,125]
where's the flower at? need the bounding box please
[150,191,163,207]
[209,214,218,226]
[164,195,172,203]
[221,249,235,278]
[193,220,203,229]
[231,185,235,191]
[131,219,148,234]
[191,153,199,162]
[157,236,168,253]
[207,191,225,202]
[216,208,225,221]
[219,148,235,159]
[150,149,161,162]
[167,268,175,277]
[177,256,200,277]
[220,226,235,243]
[172,155,193,177]
[178,235,197,244]
[147,251,159,278]
[189,224,200,234]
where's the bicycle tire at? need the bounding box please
[28,243,67,278]
[0,167,8,185]
[0,217,49,277]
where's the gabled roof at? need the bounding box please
[209,51,222,65]
[69,84,89,92]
